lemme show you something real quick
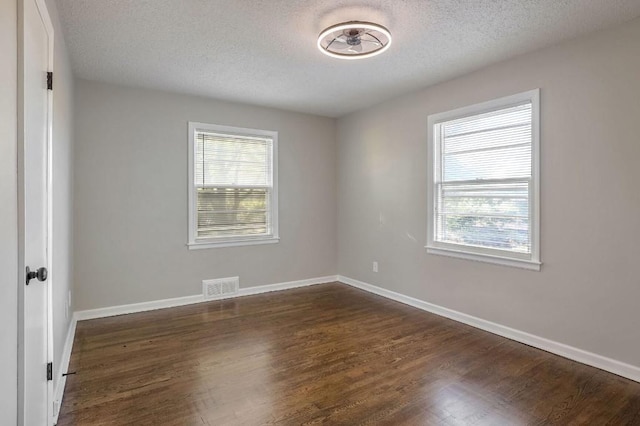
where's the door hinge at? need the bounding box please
[47,72,53,90]
[47,362,53,381]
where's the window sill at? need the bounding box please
[425,246,541,271]
[188,237,280,250]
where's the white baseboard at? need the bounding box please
[236,275,337,297]
[52,315,77,425]
[338,275,640,383]
[74,275,338,321]
[74,294,205,321]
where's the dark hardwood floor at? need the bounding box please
[58,283,640,425]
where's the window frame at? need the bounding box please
[426,89,541,270]
[187,122,279,249]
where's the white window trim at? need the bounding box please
[187,122,279,249]
[426,89,541,270]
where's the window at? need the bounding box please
[188,122,278,249]
[426,90,540,270]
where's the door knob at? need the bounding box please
[26,266,47,285]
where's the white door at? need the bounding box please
[20,0,54,424]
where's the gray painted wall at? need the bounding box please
[337,18,640,366]
[45,0,75,402]
[73,80,337,310]
[1,0,18,423]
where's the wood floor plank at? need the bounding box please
[58,283,640,425]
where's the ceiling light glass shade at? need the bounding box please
[317,21,391,60]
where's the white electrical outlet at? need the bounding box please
[373,261,378,273]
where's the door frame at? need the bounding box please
[17,0,55,423]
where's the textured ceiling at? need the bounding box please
[56,0,640,117]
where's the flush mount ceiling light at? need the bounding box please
[317,21,391,60]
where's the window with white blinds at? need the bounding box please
[188,122,278,249]
[427,90,540,270]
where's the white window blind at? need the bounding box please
[427,90,540,269]
[188,123,278,248]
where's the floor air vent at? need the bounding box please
[202,276,239,300]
